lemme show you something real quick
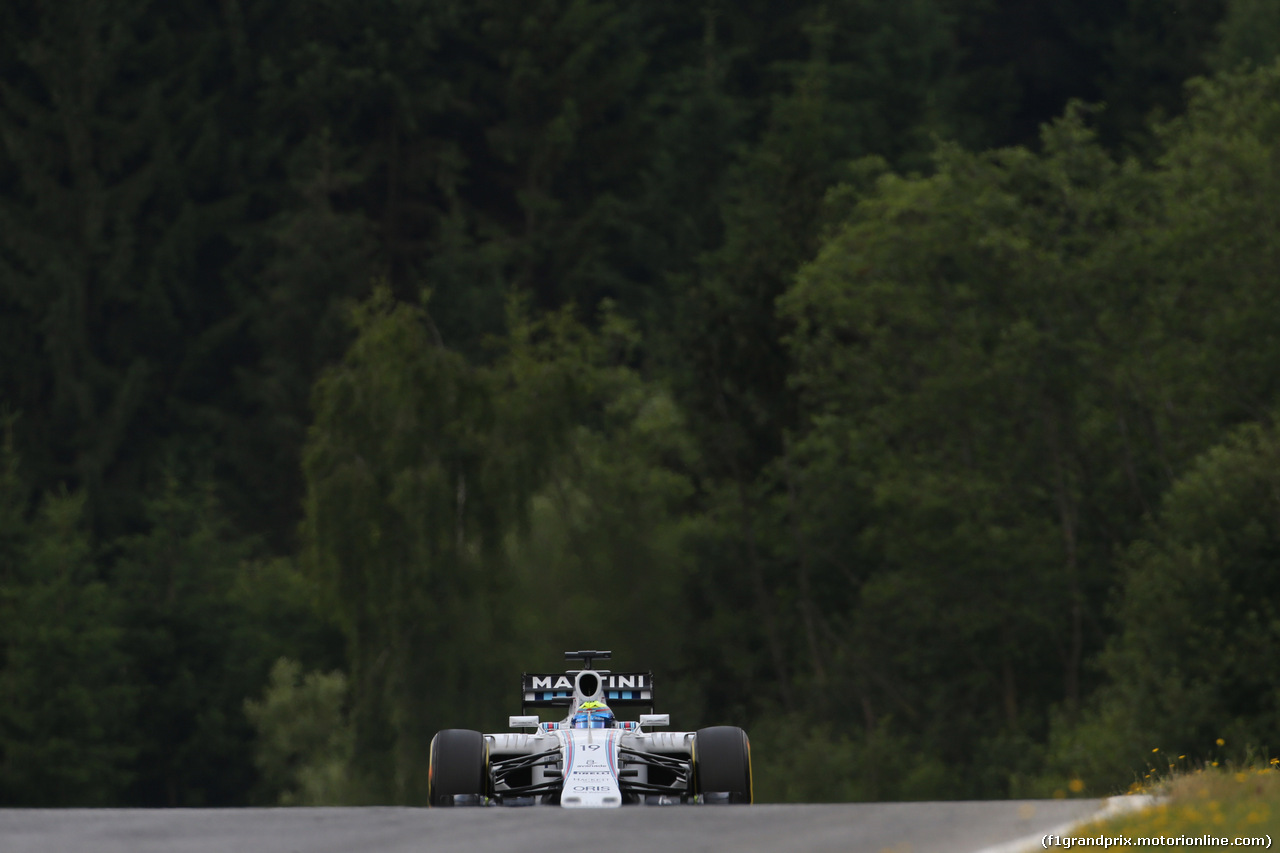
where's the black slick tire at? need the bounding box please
[428,729,488,806]
[693,726,753,804]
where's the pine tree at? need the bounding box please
[0,430,135,805]
[0,0,252,533]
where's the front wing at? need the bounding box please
[487,728,693,807]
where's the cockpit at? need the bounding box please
[571,704,616,729]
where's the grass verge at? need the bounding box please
[1065,764,1280,847]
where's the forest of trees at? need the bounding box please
[3,0,1280,806]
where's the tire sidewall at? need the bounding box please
[428,729,487,806]
[694,726,752,804]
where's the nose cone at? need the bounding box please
[559,729,623,808]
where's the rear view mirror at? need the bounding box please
[509,715,541,729]
[638,714,669,728]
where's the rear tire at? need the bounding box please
[428,729,488,806]
[693,726,752,804]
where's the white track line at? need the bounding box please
[971,796,1161,853]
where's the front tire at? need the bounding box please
[693,726,752,804]
[428,729,488,806]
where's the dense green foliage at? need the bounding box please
[1054,422,1280,787]
[2,0,1280,805]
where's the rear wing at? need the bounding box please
[521,671,654,708]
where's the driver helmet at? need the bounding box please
[572,700,616,729]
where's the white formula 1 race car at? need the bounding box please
[427,650,752,808]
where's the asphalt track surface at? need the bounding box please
[1,799,1106,853]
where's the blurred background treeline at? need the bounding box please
[3,0,1280,807]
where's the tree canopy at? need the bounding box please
[2,0,1279,805]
